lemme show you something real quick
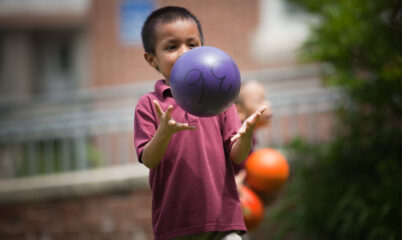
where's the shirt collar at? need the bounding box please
[155,79,172,98]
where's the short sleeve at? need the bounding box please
[134,95,158,163]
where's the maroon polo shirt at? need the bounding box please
[134,80,246,240]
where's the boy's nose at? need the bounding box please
[178,45,190,56]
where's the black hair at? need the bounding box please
[141,6,204,54]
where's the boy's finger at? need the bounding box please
[253,112,262,124]
[248,107,264,122]
[153,100,164,117]
[176,123,197,130]
[246,119,254,129]
[248,112,261,127]
[231,134,240,142]
[165,105,173,119]
[258,106,267,114]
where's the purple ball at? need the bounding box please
[170,46,241,117]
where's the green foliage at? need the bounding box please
[15,139,104,177]
[270,0,402,239]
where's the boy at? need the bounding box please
[234,80,273,185]
[134,6,266,240]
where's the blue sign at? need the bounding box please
[120,0,154,45]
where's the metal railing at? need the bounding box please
[0,65,341,180]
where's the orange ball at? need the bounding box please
[245,148,290,194]
[239,185,264,231]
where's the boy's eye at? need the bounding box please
[166,45,176,50]
[188,43,198,48]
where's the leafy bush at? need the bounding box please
[270,0,402,239]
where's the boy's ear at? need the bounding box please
[144,53,159,71]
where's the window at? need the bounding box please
[34,31,80,93]
[252,0,318,61]
[59,41,72,74]
[119,0,154,45]
[0,35,3,79]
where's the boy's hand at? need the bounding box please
[153,100,196,135]
[231,106,267,142]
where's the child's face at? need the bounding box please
[144,19,202,84]
[236,82,272,128]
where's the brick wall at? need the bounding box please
[0,191,153,240]
[162,0,261,70]
[89,0,268,87]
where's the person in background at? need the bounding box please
[234,80,273,187]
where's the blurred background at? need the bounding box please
[0,0,400,239]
